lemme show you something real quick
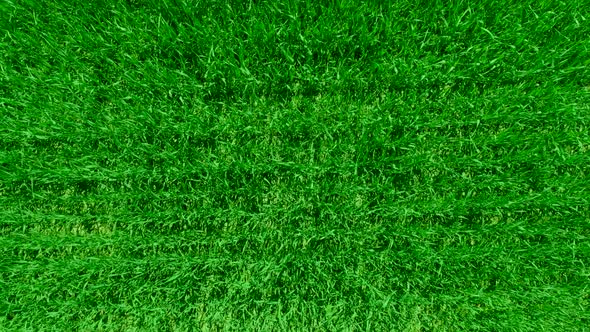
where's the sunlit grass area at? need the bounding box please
[1,0,589,330]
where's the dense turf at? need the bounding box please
[1,0,589,330]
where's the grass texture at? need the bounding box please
[1,0,590,330]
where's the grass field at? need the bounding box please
[1,0,589,330]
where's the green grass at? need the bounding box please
[1,0,589,330]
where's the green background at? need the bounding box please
[1,0,589,330]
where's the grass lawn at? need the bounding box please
[1,0,589,330]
